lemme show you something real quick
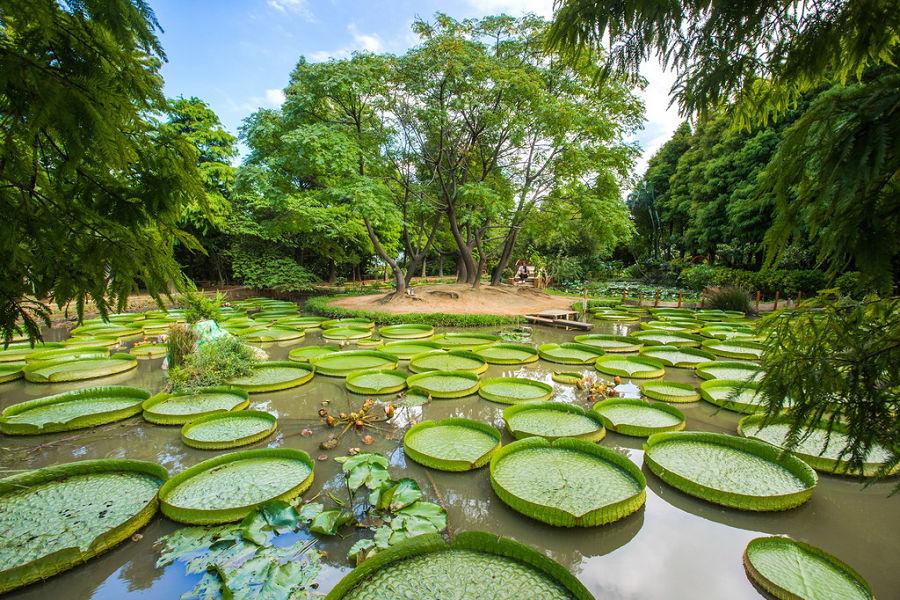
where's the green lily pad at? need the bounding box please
[592,310,640,321]
[405,371,480,398]
[430,332,500,350]
[275,316,328,329]
[142,387,250,425]
[595,356,666,379]
[698,325,756,340]
[140,320,173,335]
[408,350,488,374]
[638,345,716,367]
[63,337,120,348]
[181,410,278,450]
[381,340,441,359]
[592,399,685,437]
[24,346,109,364]
[356,338,384,349]
[129,343,168,359]
[538,342,604,365]
[240,326,305,342]
[643,431,817,511]
[490,437,646,527]
[253,309,300,321]
[23,353,138,383]
[743,536,874,600]
[322,326,374,341]
[640,320,700,332]
[695,361,763,382]
[640,380,700,403]
[738,414,898,477]
[0,459,167,595]
[472,343,539,364]
[478,377,553,404]
[403,418,501,471]
[69,323,143,339]
[310,350,399,377]
[288,345,340,362]
[321,318,375,330]
[503,402,606,441]
[0,386,149,434]
[159,448,315,524]
[325,532,593,600]
[378,324,435,339]
[345,369,408,395]
[0,342,64,363]
[699,380,787,413]
[573,334,643,353]
[551,371,585,384]
[227,361,315,392]
[701,339,764,359]
[629,330,702,347]
[0,364,23,384]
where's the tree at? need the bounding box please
[0,0,203,342]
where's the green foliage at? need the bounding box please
[758,295,900,485]
[702,287,752,314]
[179,289,223,324]
[168,335,257,393]
[304,295,523,327]
[228,245,318,292]
[680,264,717,292]
[166,324,197,369]
[0,0,205,343]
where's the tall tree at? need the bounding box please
[0,0,203,342]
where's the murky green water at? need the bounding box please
[1,321,897,599]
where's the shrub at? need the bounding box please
[703,286,753,313]
[179,289,223,323]
[835,271,863,298]
[304,295,523,327]
[680,264,717,291]
[167,335,257,393]
[166,323,197,369]
[229,246,318,292]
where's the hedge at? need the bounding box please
[303,295,523,327]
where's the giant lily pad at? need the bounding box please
[378,324,435,339]
[310,350,399,377]
[0,342,64,363]
[551,371,585,384]
[643,431,817,511]
[490,437,645,527]
[381,340,441,359]
[129,343,168,359]
[321,318,375,330]
[408,350,488,374]
[159,448,315,524]
[743,536,874,600]
[325,531,593,600]
[405,370,480,398]
[430,332,500,350]
[140,320,173,336]
[592,399,685,437]
[346,369,408,395]
[288,345,340,362]
[472,343,539,364]
[503,402,605,441]
[592,309,640,321]
[240,326,305,342]
[594,356,666,379]
[0,386,149,435]
[23,353,138,383]
[356,338,384,349]
[0,364,23,384]
[640,380,700,403]
[640,320,701,333]
[699,380,787,414]
[142,387,250,425]
[701,339,764,360]
[478,377,553,404]
[538,342,604,365]
[227,361,315,392]
[629,330,702,347]
[321,326,373,341]
[695,361,763,382]
[698,325,756,340]
[0,459,167,594]
[275,316,328,329]
[403,418,501,471]
[69,323,143,339]
[253,309,300,322]
[738,414,898,477]
[573,334,643,353]
[181,410,278,450]
[24,346,109,364]
[638,345,716,367]
[63,336,120,348]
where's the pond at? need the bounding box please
[1,320,897,599]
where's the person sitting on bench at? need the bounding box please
[515,260,529,284]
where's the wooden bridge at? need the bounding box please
[524,309,593,331]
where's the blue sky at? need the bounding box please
[152,0,680,174]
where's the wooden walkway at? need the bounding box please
[525,309,593,331]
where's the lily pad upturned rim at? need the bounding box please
[737,414,899,477]
[478,376,554,404]
[22,353,138,383]
[430,332,501,350]
[239,326,305,342]
[345,368,409,395]
[403,418,502,471]
[227,361,315,392]
[699,379,766,414]
[573,334,643,353]
[377,323,435,339]
[408,349,488,375]
[594,355,666,379]
[321,326,374,341]
[503,401,606,442]
[129,343,168,359]
[743,536,874,600]
[592,398,686,437]
[638,345,717,367]
[628,330,703,347]
[0,458,167,595]
[0,386,149,435]
[405,370,481,398]
[24,346,110,364]
[700,338,765,360]
[274,315,328,329]
[640,380,700,403]
[180,410,278,450]
[309,350,400,377]
[380,340,442,359]
[643,431,817,511]
[537,342,605,365]
[551,371,585,384]
[490,436,646,527]
[695,360,763,381]
[287,345,340,362]
[472,342,540,364]
[141,386,250,425]
[321,318,376,330]
[324,531,594,600]
[0,364,23,383]
[158,447,315,524]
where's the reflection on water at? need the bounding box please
[1,322,898,599]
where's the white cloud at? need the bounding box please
[264,88,286,107]
[466,0,555,18]
[266,0,312,19]
[308,23,384,61]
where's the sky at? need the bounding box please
[152,0,681,177]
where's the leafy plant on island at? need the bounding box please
[179,289,225,324]
[167,335,257,393]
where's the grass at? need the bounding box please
[304,295,523,327]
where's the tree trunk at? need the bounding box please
[490,228,519,286]
[327,262,337,284]
[447,204,477,283]
[438,255,444,277]
[456,254,467,283]
[363,218,405,294]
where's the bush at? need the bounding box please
[702,286,753,313]
[179,289,223,323]
[304,295,523,327]
[835,271,863,298]
[680,264,717,291]
[229,246,318,292]
[166,323,197,369]
[167,335,257,393]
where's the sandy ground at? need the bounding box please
[329,284,576,316]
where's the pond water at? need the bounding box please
[1,320,897,599]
